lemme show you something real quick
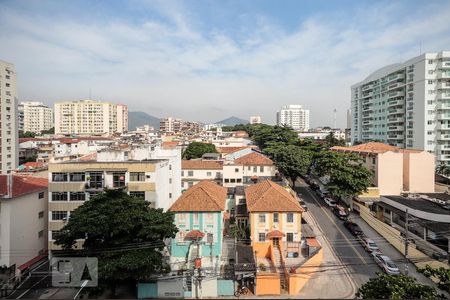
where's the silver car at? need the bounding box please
[374,254,400,275]
[362,238,379,252]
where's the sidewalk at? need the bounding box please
[296,212,358,299]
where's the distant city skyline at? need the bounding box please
[1,0,450,127]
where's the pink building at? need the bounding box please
[332,142,435,195]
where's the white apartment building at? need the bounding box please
[351,51,450,164]
[276,104,310,131]
[0,60,19,174]
[19,101,53,134]
[249,116,261,124]
[116,104,128,133]
[0,175,48,278]
[160,117,182,133]
[54,100,119,135]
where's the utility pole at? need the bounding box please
[404,209,409,275]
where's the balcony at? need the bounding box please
[437,81,450,90]
[387,125,403,131]
[388,73,404,82]
[437,61,450,69]
[387,91,404,98]
[438,123,450,130]
[362,92,374,98]
[438,114,450,120]
[387,108,404,115]
[438,93,450,100]
[387,117,404,124]
[437,71,450,79]
[387,134,404,140]
[437,144,450,151]
[437,101,450,110]
[437,133,450,141]
[387,99,403,107]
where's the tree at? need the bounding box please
[357,273,441,299]
[324,132,345,148]
[264,144,313,187]
[182,142,217,159]
[41,127,55,135]
[55,189,178,292]
[418,265,450,293]
[19,131,36,138]
[251,125,298,150]
[314,151,372,198]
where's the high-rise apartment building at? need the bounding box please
[54,100,120,135]
[160,117,182,133]
[351,51,450,164]
[116,104,128,133]
[19,101,53,134]
[0,60,19,174]
[276,104,310,131]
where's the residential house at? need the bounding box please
[181,160,223,190]
[0,176,48,281]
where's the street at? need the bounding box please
[296,178,450,296]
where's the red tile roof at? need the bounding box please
[19,162,48,170]
[162,141,179,148]
[234,152,273,166]
[266,230,285,238]
[216,146,253,154]
[245,180,303,212]
[182,160,223,170]
[0,175,48,198]
[169,180,227,212]
[331,142,422,154]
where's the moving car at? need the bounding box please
[361,238,379,252]
[373,254,400,275]
[332,206,348,220]
[324,197,337,207]
[343,220,363,236]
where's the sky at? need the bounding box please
[1,0,450,127]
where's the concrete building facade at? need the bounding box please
[19,101,53,134]
[54,100,119,135]
[116,104,128,133]
[276,105,310,131]
[351,51,450,164]
[0,60,19,174]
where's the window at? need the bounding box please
[181,171,184,176]
[215,172,221,178]
[188,171,194,176]
[52,172,67,182]
[52,230,60,240]
[273,213,279,223]
[70,192,86,201]
[236,178,242,183]
[258,233,266,242]
[287,213,294,223]
[130,172,145,181]
[193,213,199,225]
[52,192,68,201]
[130,191,145,199]
[206,233,214,244]
[259,213,266,223]
[87,172,103,188]
[224,179,230,183]
[113,172,126,187]
[38,192,44,199]
[169,178,172,184]
[38,230,44,238]
[234,168,239,173]
[230,178,236,183]
[205,213,214,224]
[69,172,85,182]
[253,166,257,172]
[169,193,172,198]
[188,181,194,187]
[169,164,172,170]
[207,172,212,176]
[52,211,68,220]
[286,233,294,242]
[260,166,264,172]
[177,214,186,224]
[38,211,44,218]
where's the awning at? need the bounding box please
[266,230,285,239]
[306,238,321,248]
[185,230,205,239]
[18,252,47,271]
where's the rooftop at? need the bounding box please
[245,180,303,212]
[234,152,273,166]
[0,175,48,198]
[383,195,450,216]
[331,142,422,154]
[169,180,227,212]
[182,160,223,170]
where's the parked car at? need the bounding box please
[324,197,337,207]
[361,238,379,252]
[332,207,348,220]
[373,254,400,275]
[344,220,363,236]
[299,200,308,212]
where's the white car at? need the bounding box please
[374,254,400,275]
[362,238,379,252]
[324,197,337,207]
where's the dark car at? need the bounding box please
[344,220,363,236]
[299,200,308,212]
[332,207,348,220]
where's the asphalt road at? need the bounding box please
[295,180,380,287]
[7,260,52,299]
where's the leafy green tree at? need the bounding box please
[357,273,441,299]
[19,131,36,138]
[251,125,298,150]
[314,151,372,198]
[418,265,450,293]
[264,144,313,187]
[182,142,217,159]
[41,127,55,135]
[55,189,178,292]
[325,132,345,148]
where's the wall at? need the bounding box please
[377,151,403,195]
[288,248,323,295]
[217,279,234,296]
[255,274,280,295]
[403,152,435,193]
[137,282,157,299]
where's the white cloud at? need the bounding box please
[1,0,450,127]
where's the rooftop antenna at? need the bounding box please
[333,108,337,129]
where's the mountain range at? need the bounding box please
[128,112,249,130]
